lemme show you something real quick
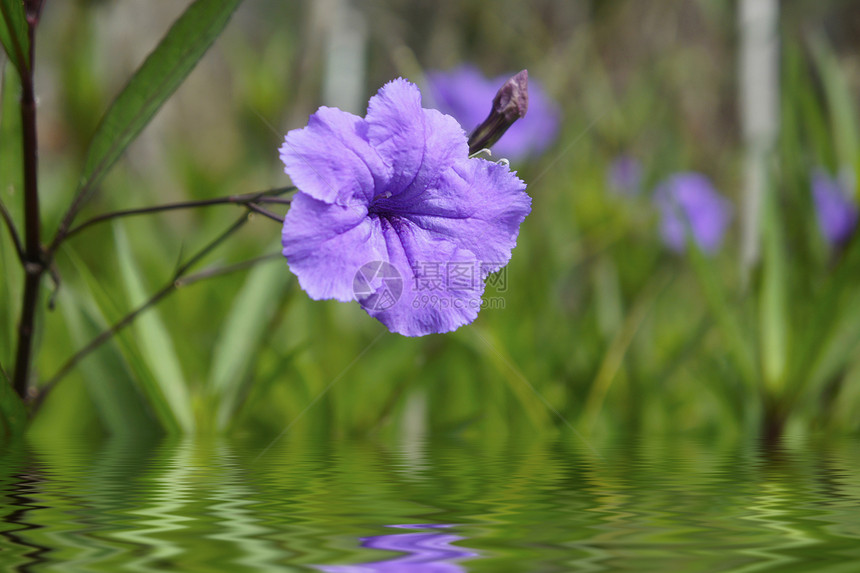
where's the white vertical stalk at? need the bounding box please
[322,0,367,115]
[739,0,779,279]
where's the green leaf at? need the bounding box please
[0,0,29,76]
[0,218,17,368]
[114,223,195,432]
[210,260,289,431]
[57,284,158,436]
[0,361,27,435]
[60,246,180,433]
[74,0,242,207]
[803,295,860,406]
[791,237,860,399]
[830,349,860,431]
[0,59,23,208]
[759,181,788,393]
[0,63,21,369]
[811,35,860,171]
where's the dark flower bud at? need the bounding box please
[467,70,529,155]
[25,0,45,24]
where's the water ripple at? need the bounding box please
[0,436,859,571]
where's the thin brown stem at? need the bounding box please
[12,17,41,400]
[34,215,251,408]
[52,187,293,248]
[245,203,284,223]
[175,252,281,287]
[20,54,38,257]
[0,196,24,261]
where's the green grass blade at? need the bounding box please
[0,60,23,210]
[0,191,19,368]
[59,247,182,433]
[830,349,860,432]
[57,285,158,436]
[114,223,194,432]
[791,238,860,401]
[210,260,289,431]
[0,0,28,76]
[803,295,860,405]
[759,182,788,394]
[811,35,859,170]
[74,0,242,206]
[0,56,22,427]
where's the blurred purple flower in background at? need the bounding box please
[607,155,643,195]
[280,78,531,336]
[426,65,561,159]
[812,169,858,247]
[654,173,732,254]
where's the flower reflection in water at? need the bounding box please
[317,524,478,572]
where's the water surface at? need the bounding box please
[1,434,860,571]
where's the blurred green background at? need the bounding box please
[3,0,860,443]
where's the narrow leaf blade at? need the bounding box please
[759,181,788,392]
[210,260,289,430]
[57,285,158,436]
[114,223,195,432]
[60,246,182,433]
[811,35,860,170]
[76,0,242,200]
[0,0,29,76]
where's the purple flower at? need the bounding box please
[607,155,643,196]
[812,169,858,246]
[654,173,732,254]
[280,79,531,336]
[426,65,560,159]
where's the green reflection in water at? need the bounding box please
[0,435,860,571]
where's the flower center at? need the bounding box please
[368,193,396,217]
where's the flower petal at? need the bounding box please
[379,158,531,275]
[280,77,533,337]
[282,193,385,301]
[426,65,494,133]
[812,169,858,246]
[366,78,468,197]
[655,173,732,254]
[279,107,388,205]
[364,217,484,336]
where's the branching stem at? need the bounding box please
[35,215,252,408]
[11,16,41,400]
[0,197,24,262]
[55,187,292,245]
